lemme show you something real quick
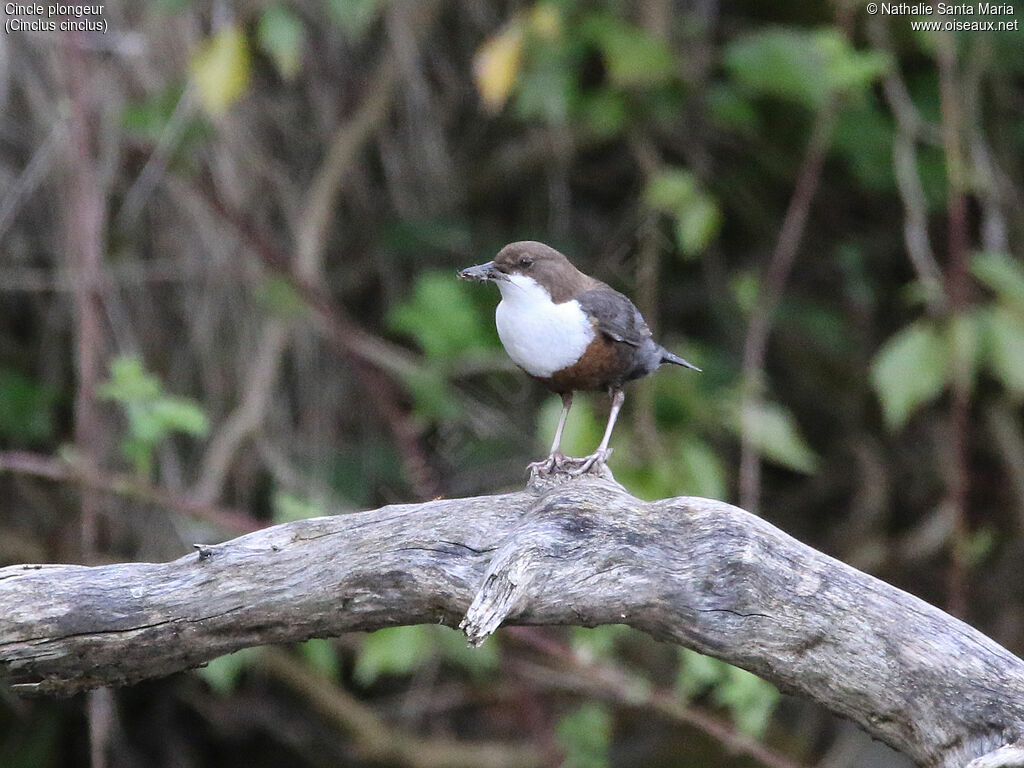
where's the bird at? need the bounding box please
[458,240,700,475]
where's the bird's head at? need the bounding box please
[458,241,587,302]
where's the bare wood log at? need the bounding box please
[2,474,1024,768]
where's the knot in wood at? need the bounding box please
[460,477,652,646]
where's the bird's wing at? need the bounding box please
[575,287,653,348]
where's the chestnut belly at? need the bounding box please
[535,335,648,393]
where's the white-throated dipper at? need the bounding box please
[458,240,700,475]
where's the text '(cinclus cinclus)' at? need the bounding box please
[459,240,700,475]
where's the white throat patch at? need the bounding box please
[494,274,595,377]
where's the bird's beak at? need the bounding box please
[458,261,501,282]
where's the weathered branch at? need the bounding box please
[2,474,1023,768]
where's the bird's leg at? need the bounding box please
[527,392,573,474]
[568,388,625,475]
[548,391,573,459]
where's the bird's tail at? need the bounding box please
[660,349,701,372]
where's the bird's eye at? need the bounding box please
[519,256,533,268]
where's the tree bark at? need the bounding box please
[1,473,1023,768]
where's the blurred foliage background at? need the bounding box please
[1,0,1023,765]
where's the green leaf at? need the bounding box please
[98,356,161,403]
[973,251,1024,309]
[644,168,697,213]
[197,648,260,694]
[675,195,722,257]
[870,320,947,429]
[126,402,167,446]
[584,17,673,88]
[570,625,632,662]
[577,90,628,139]
[984,306,1024,398]
[616,427,723,501]
[726,28,889,109]
[706,84,760,134]
[713,665,779,738]
[121,436,153,479]
[400,367,459,420]
[730,272,760,316]
[644,168,720,256]
[150,397,210,437]
[190,25,252,116]
[327,0,381,39]
[814,30,891,97]
[0,369,55,444]
[537,395,602,459]
[0,708,60,768]
[916,144,949,212]
[300,638,340,679]
[354,625,498,684]
[99,355,209,477]
[382,218,473,256]
[674,436,727,500]
[354,626,432,686]
[156,0,191,11]
[741,400,818,474]
[677,648,723,699]
[434,626,499,678]
[556,703,612,768]
[514,60,572,124]
[832,100,895,192]
[726,29,827,108]
[121,83,211,156]
[389,272,493,362]
[678,649,779,737]
[122,85,186,141]
[257,276,307,320]
[258,5,305,80]
[956,525,996,567]
[272,491,325,524]
[778,298,854,356]
[358,625,498,683]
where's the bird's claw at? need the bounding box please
[528,449,612,477]
[564,448,612,476]
[527,451,569,476]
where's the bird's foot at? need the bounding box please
[527,449,613,478]
[527,451,570,476]
[564,448,612,476]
